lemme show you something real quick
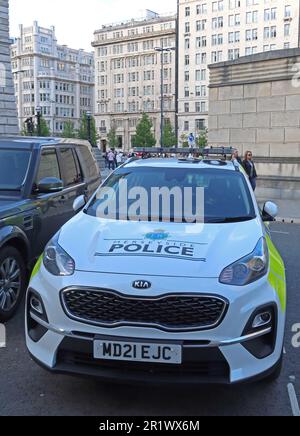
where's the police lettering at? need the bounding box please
[109,242,195,258]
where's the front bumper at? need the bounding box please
[25,266,286,385]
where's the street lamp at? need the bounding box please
[36,106,42,137]
[86,110,93,147]
[154,46,176,148]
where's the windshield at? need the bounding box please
[0,149,32,191]
[86,166,256,224]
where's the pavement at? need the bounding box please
[271,200,300,223]
[257,199,300,224]
[0,222,300,416]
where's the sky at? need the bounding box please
[10,0,177,51]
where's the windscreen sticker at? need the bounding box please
[95,232,207,262]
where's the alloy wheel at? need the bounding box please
[0,257,21,312]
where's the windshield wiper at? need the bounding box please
[206,216,255,223]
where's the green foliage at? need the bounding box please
[62,121,76,138]
[196,130,208,150]
[180,133,189,148]
[21,124,29,136]
[37,117,51,137]
[22,116,50,137]
[162,120,177,147]
[78,112,98,146]
[132,113,156,148]
[107,126,119,149]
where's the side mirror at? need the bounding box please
[73,195,86,212]
[37,177,64,194]
[262,201,278,222]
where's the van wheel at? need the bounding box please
[0,246,27,322]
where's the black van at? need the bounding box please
[0,137,101,321]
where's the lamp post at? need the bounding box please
[36,106,42,137]
[154,46,176,148]
[86,110,92,146]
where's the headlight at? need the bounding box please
[219,238,269,286]
[43,233,75,276]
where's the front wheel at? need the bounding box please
[0,246,27,322]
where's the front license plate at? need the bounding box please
[94,341,182,365]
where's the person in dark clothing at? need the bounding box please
[231,150,243,165]
[243,151,258,191]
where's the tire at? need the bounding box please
[0,246,27,322]
[262,353,283,383]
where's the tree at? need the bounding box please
[78,112,98,146]
[107,126,119,149]
[162,121,177,147]
[180,133,189,148]
[62,121,76,138]
[132,113,156,148]
[36,117,51,137]
[196,130,208,150]
[22,117,50,137]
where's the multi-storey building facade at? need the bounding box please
[93,11,176,151]
[11,21,94,134]
[178,0,300,142]
[0,0,18,135]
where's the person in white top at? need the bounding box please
[107,150,116,171]
[116,152,123,167]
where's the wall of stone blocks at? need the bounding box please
[208,80,300,159]
[0,0,19,135]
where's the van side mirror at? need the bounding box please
[73,195,86,212]
[37,177,64,194]
[262,201,278,222]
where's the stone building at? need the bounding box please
[208,48,300,200]
[0,0,18,135]
[11,21,94,135]
[93,10,176,151]
[177,0,300,143]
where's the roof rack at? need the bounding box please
[133,147,202,154]
[203,146,237,159]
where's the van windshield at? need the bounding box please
[86,166,256,224]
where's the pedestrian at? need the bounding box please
[107,150,116,171]
[104,152,109,169]
[116,151,123,167]
[243,151,258,191]
[231,150,243,165]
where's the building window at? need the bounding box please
[196,119,206,131]
[285,5,292,18]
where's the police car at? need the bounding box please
[26,149,286,384]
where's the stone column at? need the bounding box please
[0,0,19,135]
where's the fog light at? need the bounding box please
[30,295,44,315]
[252,311,272,329]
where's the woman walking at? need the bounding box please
[243,151,258,191]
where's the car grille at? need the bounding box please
[61,289,228,332]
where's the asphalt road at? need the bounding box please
[0,223,299,417]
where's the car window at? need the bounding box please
[36,148,60,182]
[86,167,256,223]
[77,146,98,179]
[0,149,31,190]
[59,148,82,187]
